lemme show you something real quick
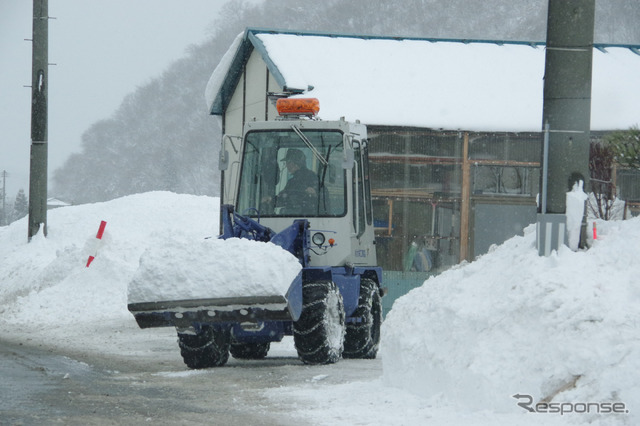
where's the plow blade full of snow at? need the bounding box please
[127,205,307,330]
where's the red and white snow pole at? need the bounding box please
[86,220,107,267]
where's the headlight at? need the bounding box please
[312,232,326,247]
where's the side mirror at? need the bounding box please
[219,149,229,171]
[342,148,354,169]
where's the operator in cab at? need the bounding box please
[276,148,318,214]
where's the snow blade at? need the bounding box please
[128,295,291,329]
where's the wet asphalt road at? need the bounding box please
[0,340,193,426]
[0,339,381,425]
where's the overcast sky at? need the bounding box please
[0,0,235,200]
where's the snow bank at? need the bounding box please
[128,236,301,303]
[382,218,640,424]
[0,192,218,339]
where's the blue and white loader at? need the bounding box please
[128,98,383,367]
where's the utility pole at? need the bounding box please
[536,0,595,256]
[28,0,49,240]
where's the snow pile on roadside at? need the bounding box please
[0,192,218,350]
[382,218,640,424]
[128,236,301,303]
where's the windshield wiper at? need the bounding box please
[291,125,328,167]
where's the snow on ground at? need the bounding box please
[383,216,640,425]
[1,191,638,425]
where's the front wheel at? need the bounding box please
[293,281,345,365]
[343,278,382,359]
[177,326,230,369]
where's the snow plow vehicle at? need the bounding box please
[128,98,383,367]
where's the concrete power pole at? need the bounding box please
[536,0,595,256]
[28,0,49,240]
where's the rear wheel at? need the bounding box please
[230,342,270,359]
[293,281,345,364]
[177,326,230,369]
[343,278,382,359]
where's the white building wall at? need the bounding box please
[221,49,283,207]
[224,85,243,138]
[244,52,268,122]
[223,49,283,136]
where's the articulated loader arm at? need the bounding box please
[220,204,310,266]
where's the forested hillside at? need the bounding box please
[52,0,640,203]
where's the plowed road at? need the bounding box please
[0,338,381,425]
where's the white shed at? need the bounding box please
[205,28,640,298]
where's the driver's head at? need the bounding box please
[284,149,306,169]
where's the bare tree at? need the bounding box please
[588,139,617,220]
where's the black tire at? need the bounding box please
[343,278,382,359]
[177,326,230,369]
[230,342,270,359]
[293,281,345,365]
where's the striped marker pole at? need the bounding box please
[592,221,597,240]
[86,220,107,267]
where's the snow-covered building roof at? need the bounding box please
[206,28,640,132]
[47,197,71,209]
